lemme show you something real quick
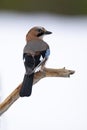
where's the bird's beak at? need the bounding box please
[44,30,52,35]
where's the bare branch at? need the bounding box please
[0,67,75,116]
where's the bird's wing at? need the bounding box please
[28,58,46,75]
[23,39,50,75]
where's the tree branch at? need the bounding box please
[0,67,75,116]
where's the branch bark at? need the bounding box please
[0,67,75,116]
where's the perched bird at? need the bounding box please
[19,26,52,97]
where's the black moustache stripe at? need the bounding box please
[37,32,44,37]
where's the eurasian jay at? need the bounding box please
[19,26,52,97]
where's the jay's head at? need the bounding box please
[26,26,52,41]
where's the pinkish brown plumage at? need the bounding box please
[19,26,52,97]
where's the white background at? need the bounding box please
[0,12,87,130]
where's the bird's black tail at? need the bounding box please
[19,73,34,97]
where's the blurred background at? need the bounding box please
[0,0,87,15]
[0,1,87,130]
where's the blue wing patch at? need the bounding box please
[45,49,50,58]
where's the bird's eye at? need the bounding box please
[37,29,42,32]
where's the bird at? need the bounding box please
[19,26,52,97]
